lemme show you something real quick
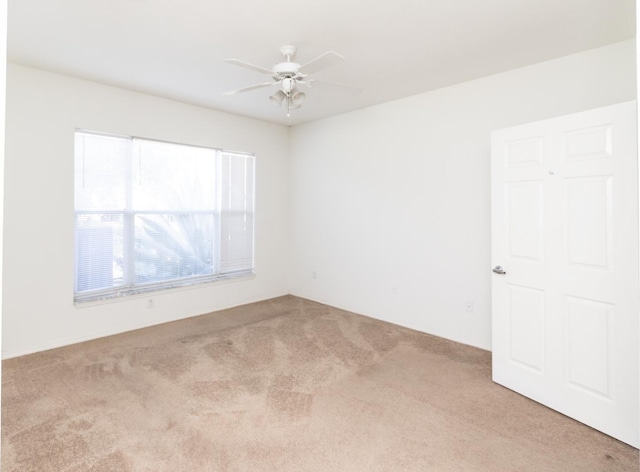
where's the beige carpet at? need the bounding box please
[2,296,638,471]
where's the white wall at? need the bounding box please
[4,40,636,358]
[289,40,637,350]
[3,64,290,358]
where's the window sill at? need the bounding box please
[74,272,256,308]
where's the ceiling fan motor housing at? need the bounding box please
[282,78,295,93]
[272,62,301,76]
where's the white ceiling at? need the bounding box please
[8,0,636,126]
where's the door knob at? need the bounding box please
[492,265,506,275]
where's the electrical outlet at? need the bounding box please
[312,271,317,280]
[465,301,474,313]
[147,298,154,309]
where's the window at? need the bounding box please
[74,131,255,303]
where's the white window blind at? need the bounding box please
[74,131,255,302]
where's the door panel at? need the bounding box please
[564,177,612,269]
[565,296,612,398]
[507,182,544,261]
[506,137,544,166]
[491,101,639,447]
[564,125,612,160]
[508,284,545,373]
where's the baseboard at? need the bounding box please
[290,292,491,352]
[2,291,289,360]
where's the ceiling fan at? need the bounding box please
[223,45,360,116]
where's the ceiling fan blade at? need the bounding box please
[306,79,362,96]
[224,58,274,75]
[223,82,275,96]
[299,51,344,75]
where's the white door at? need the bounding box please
[491,101,639,447]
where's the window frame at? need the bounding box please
[73,130,255,304]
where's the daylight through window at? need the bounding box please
[74,131,255,302]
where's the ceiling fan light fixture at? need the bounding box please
[269,90,286,106]
[291,90,306,107]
